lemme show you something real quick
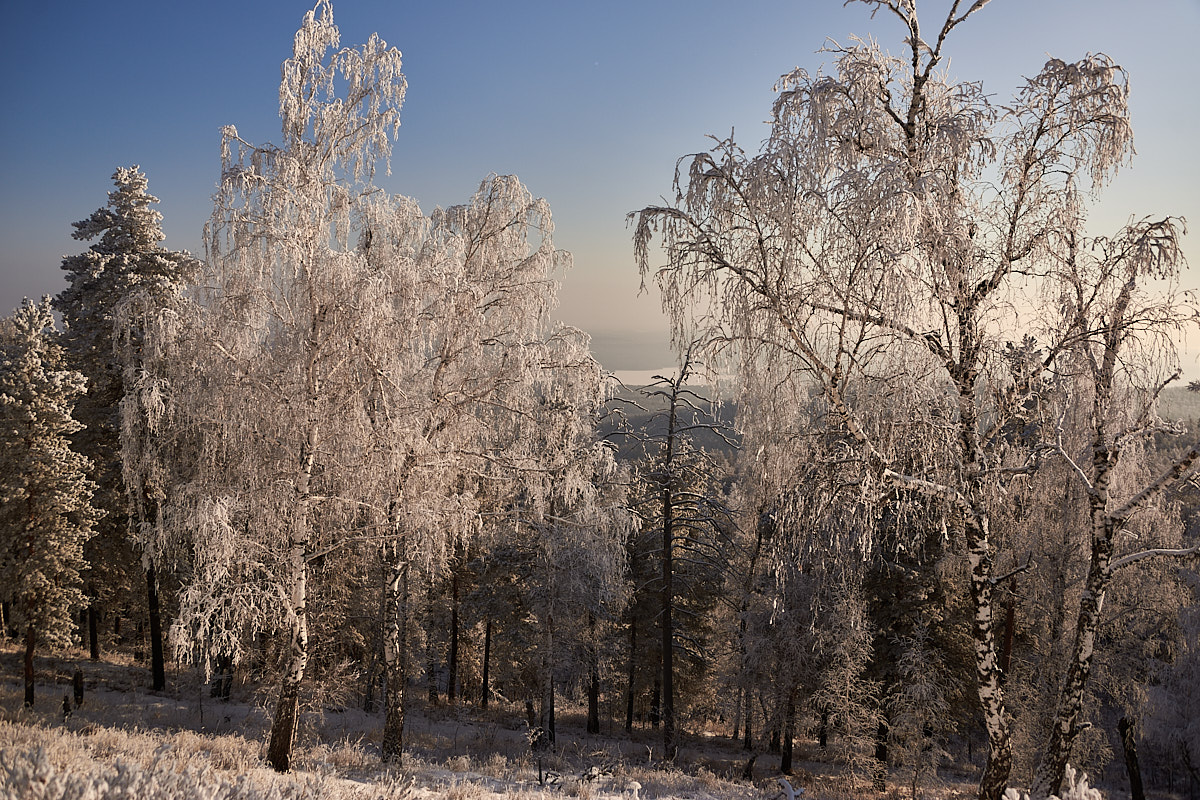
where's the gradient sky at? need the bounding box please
[2,0,1197,376]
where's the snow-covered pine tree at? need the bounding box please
[54,166,196,683]
[0,298,99,706]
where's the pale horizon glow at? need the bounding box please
[1,0,1197,374]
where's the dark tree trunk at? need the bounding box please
[818,706,829,749]
[23,624,36,707]
[625,615,636,733]
[1118,717,1145,800]
[448,572,459,703]
[255,631,269,675]
[481,618,492,709]
[146,565,165,691]
[661,477,677,759]
[426,585,439,705]
[743,689,753,750]
[211,654,233,700]
[543,676,556,744]
[362,647,377,713]
[737,517,768,752]
[731,700,740,742]
[874,719,890,790]
[362,575,387,713]
[266,678,301,771]
[587,614,600,734]
[999,576,1016,683]
[767,689,780,754]
[539,609,556,745]
[357,652,376,714]
[781,692,796,774]
[87,605,100,660]
[588,667,600,734]
[650,678,661,728]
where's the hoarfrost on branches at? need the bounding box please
[146,0,617,768]
[165,0,414,770]
[633,2,1192,798]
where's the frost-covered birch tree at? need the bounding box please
[631,2,1183,798]
[154,0,604,769]
[0,299,99,707]
[172,0,408,771]
[508,333,631,744]
[362,174,583,761]
[1026,218,1198,799]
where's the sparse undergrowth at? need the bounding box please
[2,644,1069,799]
[0,646,790,799]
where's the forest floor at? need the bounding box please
[1,643,985,800]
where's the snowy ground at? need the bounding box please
[0,644,980,799]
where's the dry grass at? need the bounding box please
[0,718,420,800]
[0,642,998,800]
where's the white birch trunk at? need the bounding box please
[266,417,316,772]
[381,541,407,762]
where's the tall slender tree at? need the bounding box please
[54,166,195,682]
[631,346,735,758]
[363,174,590,761]
[512,359,631,744]
[0,299,99,706]
[168,0,408,771]
[1028,219,1198,799]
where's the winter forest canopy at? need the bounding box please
[2,2,1199,800]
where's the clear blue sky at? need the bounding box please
[2,0,1197,375]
